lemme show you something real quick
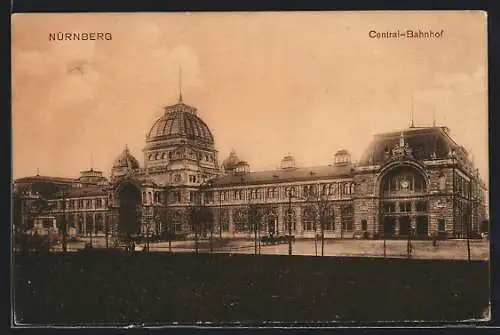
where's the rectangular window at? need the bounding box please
[416,201,427,212]
[361,219,368,231]
[438,218,445,231]
[341,204,354,231]
[399,201,411,212]
[383,202,396,213]
[189,191,198,203]
[172,192,181,203]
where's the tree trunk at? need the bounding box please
[321,227,325,257]
[254,220,258,255]
[105,219,109,249]
[195,224,199,254]
[210,220,213,253]
[62,215,68,253]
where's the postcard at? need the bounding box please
[11,11,490,326]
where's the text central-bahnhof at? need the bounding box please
[14,97,489,241]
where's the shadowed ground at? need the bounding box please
[13,252,489,325]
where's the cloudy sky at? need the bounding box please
[12,11,488,183]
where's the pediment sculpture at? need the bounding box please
[390,132,413,161]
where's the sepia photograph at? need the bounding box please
[11,11,490,325]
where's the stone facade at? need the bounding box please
[13,99,489,241]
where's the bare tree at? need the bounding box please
[187,201,211,254]
[187,204,201,254]
[305,187,334,257]
[247,203,264,255]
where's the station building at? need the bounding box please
[13,97,489,241]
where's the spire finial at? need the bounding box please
[36,168,39,176]
[400,131,405,147]
[178,65,183,103]
[432,109,436,127]
[90,152,94,171]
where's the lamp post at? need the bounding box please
[57,190,69,252]
[219,191,223,239]
[200,181,213,253]
[286,187,293,256]
[407,219,415,259]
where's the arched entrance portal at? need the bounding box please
[378,164,429,239]
[117,183,141,236]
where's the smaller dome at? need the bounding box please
[334,149,351,166]
[222,149,241,171]
[281,155,296,169]
[233,160,250,174]
[112,146,140,170]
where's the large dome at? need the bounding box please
[112,146,140,170]
[146,102,214,145]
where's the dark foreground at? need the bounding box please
[13,251,489,325]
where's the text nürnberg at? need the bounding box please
[369,29,444,39]
[49,32,112,41]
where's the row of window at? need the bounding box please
[147,150,215,163]
[211,182,356,202]
[231,205,354,233]
[56,198,106,210]
[382,201,428,214]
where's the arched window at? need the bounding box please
[303,207,316,231]
[322,184,328,196]
[344,183,350,195]
[285,186,296,198]
[350,183,355,194]
[234,209,248,232]
[303,185,310,197]
[268,187,278,199]
[172,211,182,232]
[250,189,257,200]
[257,188,265,200]
[381,166,427,195]
[161,153,166,159]
[285,209,297,231]
[321,207,335,231]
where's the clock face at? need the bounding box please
[401,180,409,190]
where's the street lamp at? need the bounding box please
[285,187,294,256]
[199,180,213,253]
[56,190,69,253]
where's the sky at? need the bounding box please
[12,11,488,184]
